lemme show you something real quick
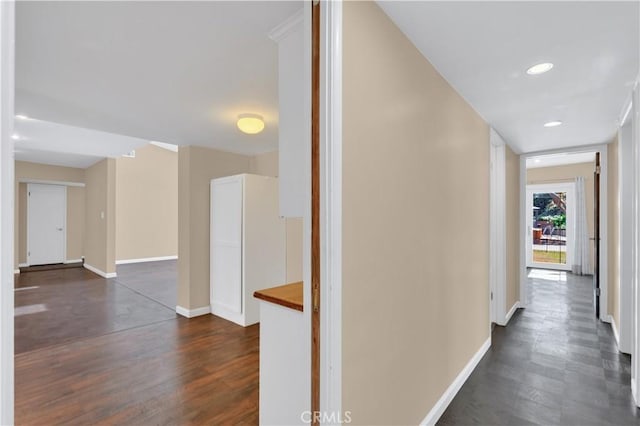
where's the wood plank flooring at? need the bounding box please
[15,263,259,425]
[438,269,640,426]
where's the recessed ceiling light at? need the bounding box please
[543,121,563,128]
[11,133,20,140]
[237,113,265,135]
[526,62,554,75]
[14,114,29,120]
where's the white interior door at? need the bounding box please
[210,176,243,314]
[526,183,574,271]
[27,184,66,266]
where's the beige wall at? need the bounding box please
[84,158,116,274]
[115,145,178,261]
[177,146,251,309]
[14,161,86,268]
[505,145,520,309]
[249,150,303,283]
[249,150,279,177]
[608,140,620,325]
[342,3,490,424]
[527,161,596,267]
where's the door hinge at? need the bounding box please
[595,166,601,174]
[490,291,494,301]
[595,288,601,296]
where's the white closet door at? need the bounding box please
[211,177,243,314]
[28,184,66,265]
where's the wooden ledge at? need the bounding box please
[253,282,303,312]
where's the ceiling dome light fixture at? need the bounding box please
[526,62,554,75]
[11,133,20,140]
[15,114,30,120]
[543,120,563,127]
[237,113,265,135]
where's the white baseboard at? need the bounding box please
[13,269,19,275]
[84,263,117,279]
[504,301,520,325]
[18,263,27,268]
[420,337,491,426]
[176,305,210,318]
[601,313,612,324]
[116,255,178,265]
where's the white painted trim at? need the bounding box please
[525,182,576,272]
[601,313,612,324]
[149,141,178,152]
[64,258,83,264]
[520,143,609,319]
[420,337,491,426]
[13,269,19,275]
[618,92,635,355]
[502,301,521,325]
[631,78,640,408]
[489,129,507,326]
[519,154,527,307]
[115,255,177,265]
[17,178,84,188]
[268,8,304,42]
[175,305,210,318]
[319,0,342,421]
[18,263,26,268]
[0,1,15,423]
[620,97,633,128]
[83,263,116,279]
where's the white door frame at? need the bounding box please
[525,182,575,272]
[0,0,15,423]
[628,76,640,406]
[26,183,67,266]
[319,0,342,419]
[519,144,608,318]
[489,129,507,325]
[618,97,635,355]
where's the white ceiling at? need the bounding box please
[14,118,150,168]
[15,1,302,160]
[378,1,639,154]
[526,151,596,169]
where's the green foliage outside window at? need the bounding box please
[539,214,566,229]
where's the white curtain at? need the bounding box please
[572,177,592,275]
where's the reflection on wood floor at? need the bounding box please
[15,262,259,425]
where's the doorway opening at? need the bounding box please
[526,183,573,270]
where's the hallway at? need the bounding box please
[439,269,639,425]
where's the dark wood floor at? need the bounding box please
[15,263,259,425]
[439,269,640,426]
